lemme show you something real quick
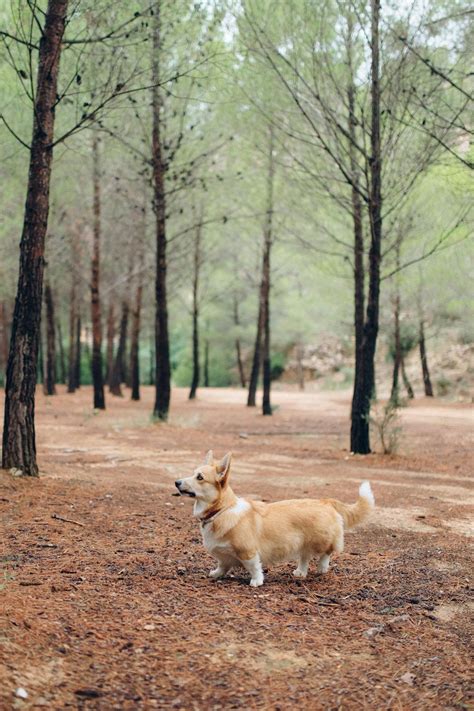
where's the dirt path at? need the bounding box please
[1,386,473,710]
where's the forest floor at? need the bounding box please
[0,386,473,710]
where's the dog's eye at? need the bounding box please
[196,473,204,481]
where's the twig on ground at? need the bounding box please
[51,513,85,527]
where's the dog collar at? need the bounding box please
[199,504,231,527]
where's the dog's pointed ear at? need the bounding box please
[204,450,214,465]
[216,452,232,483]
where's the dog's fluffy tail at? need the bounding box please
[329,481,375,529]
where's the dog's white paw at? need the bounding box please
[209,568,224,580]
[293,569,308,578]
[249,577,264,587]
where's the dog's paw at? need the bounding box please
[249,577,264,587]
[209,568,224,580]
[293,569,308,578]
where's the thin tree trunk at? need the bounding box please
[390,292,401,404]
[74,315,81,389]
[203,338,210,387]
[2,0,68,475]
[44,281,57,395]
[57,318,66,384]
[350,0,382,454]
[90,135,105,410]
[233,296,246,388]
[39,326,47,395]
[247,299,263,407]
[401,356,414,399]
[419,318,433,396]
[152,5,171,421]
[261,127,274,417]
[130,279,143,401]
[189,219,202,400]
[105,302,115,386]
[110,301,129,397]
[67,282,77,393]
[296,344,305,390]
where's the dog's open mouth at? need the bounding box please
[175,487,196,498]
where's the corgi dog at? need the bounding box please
[175,451,375,587]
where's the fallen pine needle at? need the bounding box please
[51,513,85,527]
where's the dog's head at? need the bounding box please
[175,450,232,503]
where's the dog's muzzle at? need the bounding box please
[175,480,196,497]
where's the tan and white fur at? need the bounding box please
[175,451,375,587]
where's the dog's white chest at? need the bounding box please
[201,524,227,553]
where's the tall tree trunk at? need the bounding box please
[417,270,433,397]
[189,219,202,400]
[2,0,68,475]
[67,282,77,393]
[233,296,246,388]
[57,317,66,384]
[110,300,129,397]
[401,356,414,399]
[105,302,115,386]
[296,344,305,390]
[0,303,10,385]
[39,326,47,394]
[390,292,401,405]
[151,5,171,421]
[90,135,105,410]
[247,299,263,407]
[130,281,143,401]
[261,128,274,417]
[419,317,433,396]
[204,337,210,387]
[350,0,382,454]
[74,315,81,389]
[44,281,56,395]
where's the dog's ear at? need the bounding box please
[204,450,214,465]
[216,452,232,484]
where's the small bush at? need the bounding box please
[436,376,452,396]
[369,399,402,454]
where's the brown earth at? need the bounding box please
[0,385,473,710]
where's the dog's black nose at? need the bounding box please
[175,480,182,490]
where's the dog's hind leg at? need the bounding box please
[317,553,331,574]
[209,557,233,580]
[293,553,311,578]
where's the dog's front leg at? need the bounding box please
[240,553,264,587]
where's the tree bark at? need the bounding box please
[401,355,414,399]
[419,317,433,397]
[74,315,81,389]
[56,317,66,384]
[350,0,382,454]
[105,302,115,387]
[0,303,10,385]
[247,298,263,407]
[296,344,305,390]
[2,0,68,475]
[90,135,105,410]
[204,338,210,387]
[130,281,143,401]
[233,296,246,388]
[151,4,171,421]
[44,281,57,395]
[261,128,274,417]
[390,292,401,405]
[110,300,129,396]
[67,281,77,393]
[189,219,202,400]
